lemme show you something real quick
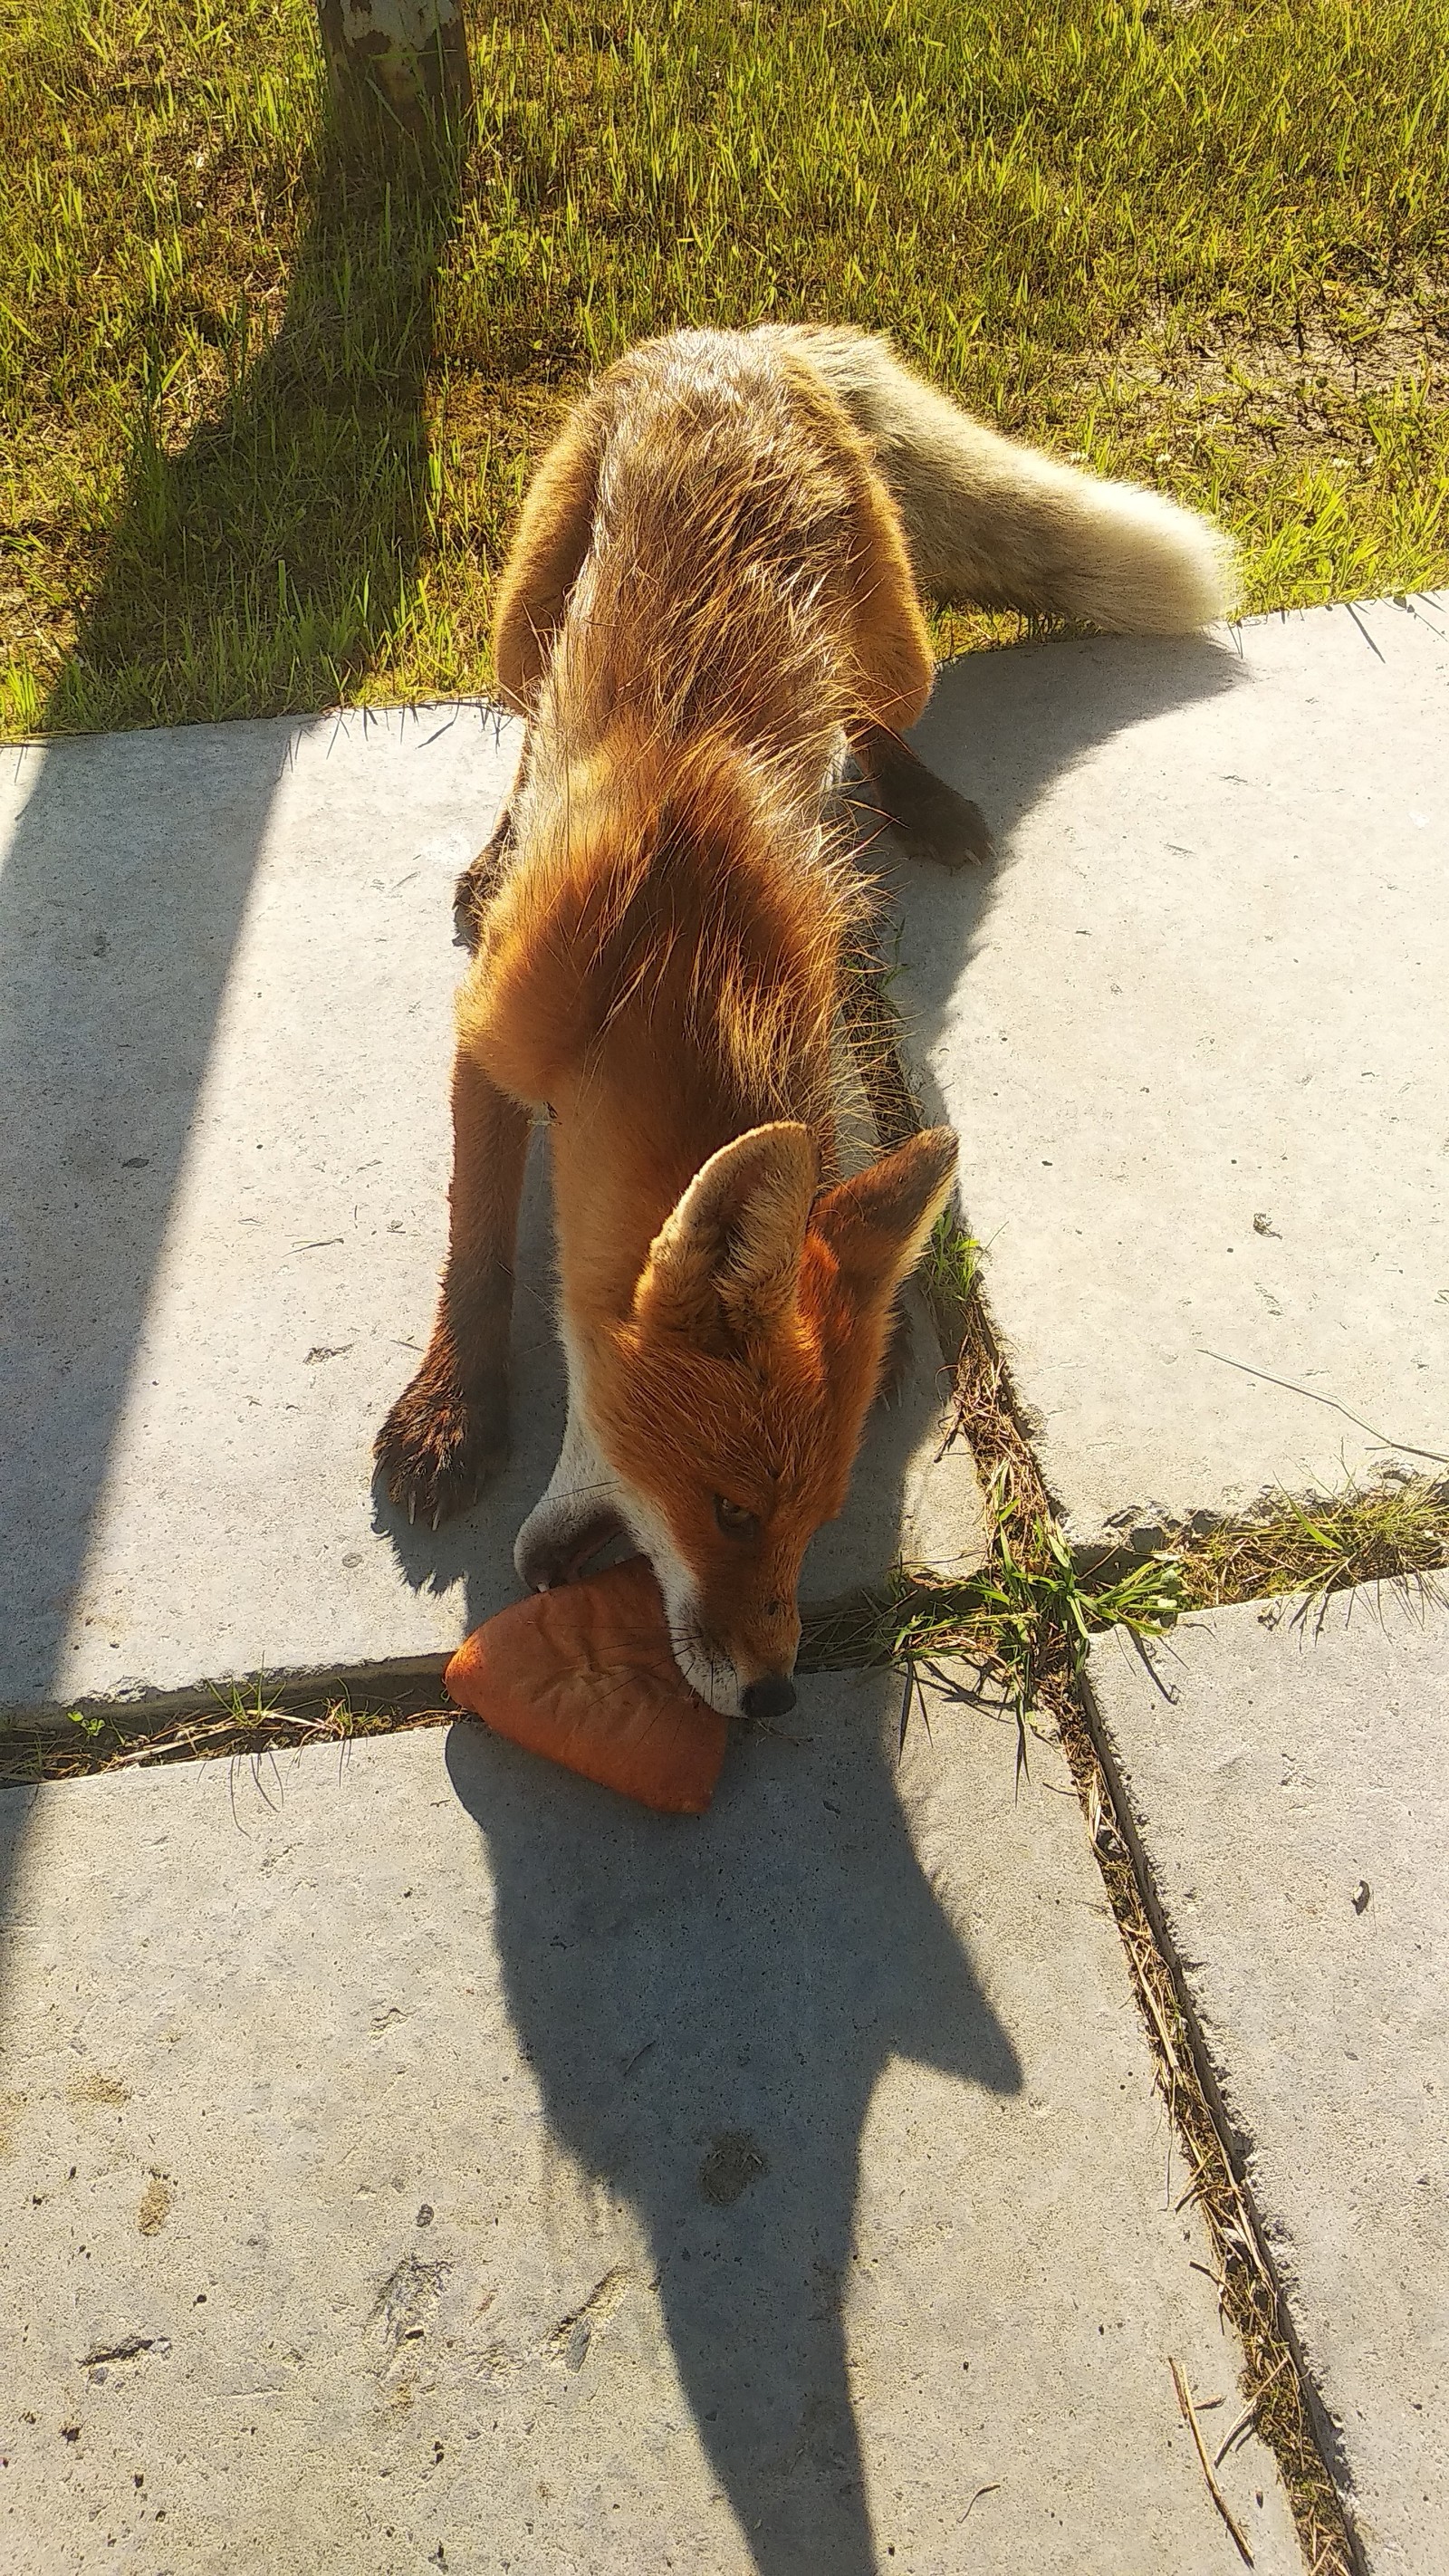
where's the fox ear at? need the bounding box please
[634,1123,818,1347]
[811,1128,958,1301]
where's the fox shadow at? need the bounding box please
[403,628,1246,2567]
[868,627,1249,1089]
[377,625,1245,2571]
[445,1674,1022,2575]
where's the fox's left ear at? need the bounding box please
[634,1122,819,1349]
[811,1128,958,1301]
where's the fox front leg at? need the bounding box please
[375,1047,532,1527]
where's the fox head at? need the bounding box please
[570,1120,957,1716]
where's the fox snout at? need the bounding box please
[668,1622,800,1723]
[740,1674,797,1721]
[657,1566,805,1722]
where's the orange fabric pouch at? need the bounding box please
[443,1556,729,1814]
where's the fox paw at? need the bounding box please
[890,774,993,870]
[375,1368,509,1529]
[453,808,514,950]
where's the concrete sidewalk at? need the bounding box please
[888,591,1448,1549]
[6,592,1447,2572]
[1088,1584,1449,2576]
[0,1668,1298,2575]
[878,592,1449,2566]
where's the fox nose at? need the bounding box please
[741,1675,797,1722]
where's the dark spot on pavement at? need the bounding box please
[698,2130,768,2206]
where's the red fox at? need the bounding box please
[377,325,1233,1716]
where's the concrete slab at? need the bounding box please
[889,591,1449,1546]
[0,1666,1298,2574]
[0,708,983,1722]
[1088,1582,1449,2575]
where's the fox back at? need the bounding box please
[463,720,956,1713]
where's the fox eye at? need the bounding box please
[714,1495,759,1540]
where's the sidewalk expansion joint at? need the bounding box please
[831,936,1367,2576]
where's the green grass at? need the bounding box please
[802,1471,1185,1708]
[0,1672,451,1783]
[1175,1475,1449,1611]
[923,1207,985,1313]
[3,0,1448,735]
[803,1472,1449,1703]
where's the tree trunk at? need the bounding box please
[316,0,474,140]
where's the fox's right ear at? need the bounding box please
[632,1123,818,1350]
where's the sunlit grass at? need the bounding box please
[1176,1476,1449,1611]
[0,1675,451,1782]
[2,0,1447,735]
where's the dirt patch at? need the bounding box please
[68,2070,131,2110]
[137,2174,173,2235]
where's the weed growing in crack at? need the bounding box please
[923,1206,984,1312]
[803,1471,1184,1719]
[1176,1475,1449,1611]
[3,1682,450,1784]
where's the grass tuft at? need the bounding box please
[922,1206,985,1313]
[3,1675,451,1783]
[804,1474,1184,1723]
[1175,1476,1449,1611]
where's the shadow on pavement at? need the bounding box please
[446,1677,1022,2575]
[377,622,1257,2571]
[882,631,1249,1112]
[4,182,1248,2542]
[0,104,465,1888]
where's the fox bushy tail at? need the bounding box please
[763,323,1234,635]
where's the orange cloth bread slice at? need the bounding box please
[443,1556,729,1813]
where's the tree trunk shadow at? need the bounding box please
[0,94,465,1900]
[49,92,464,733]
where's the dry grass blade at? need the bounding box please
[1176,1478,1449,1612]
[959,2480,1002,2524]
[1171,2357,1256,2568]
[1131,1935,1185,2082]
[1216,2355,1291,2468]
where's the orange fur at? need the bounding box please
[377,329,956,1710]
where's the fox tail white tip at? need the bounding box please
[761,322,1237,636]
